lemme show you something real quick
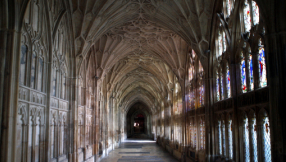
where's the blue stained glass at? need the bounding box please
[241,54,247,93]
[226,65,231,98]
[249,54,254,90]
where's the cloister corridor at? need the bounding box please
[1,0,286,162]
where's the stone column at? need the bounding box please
[265,31,286,162]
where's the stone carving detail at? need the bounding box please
[19,87,29,101]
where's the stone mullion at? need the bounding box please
[83,104,86,160]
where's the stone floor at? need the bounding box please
[101,135,178,162]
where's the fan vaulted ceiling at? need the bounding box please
[73,0,214,113]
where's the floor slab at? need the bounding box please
[101,138,178,162]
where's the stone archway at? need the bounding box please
[126,102,152,138]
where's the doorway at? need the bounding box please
[134,114,144,134]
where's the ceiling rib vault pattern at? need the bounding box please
[73,0,214,113]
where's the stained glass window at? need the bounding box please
[188,87,192,110]
[218,31,223,57]
[189,60,194,81]
[199,59,203,73]
[218,121,222,155]
[258,39,267,87]
[244,0,251,32]
[221,72,224,100]
[225,0,232,17]
[199,84,204,107]
[189,87,195,110]
[190,121,194,148]
[222,120,226,156]
[252,1,259,25]
[228,119,233,159]
[263,117,271,162]
[198,61,204,107]
[241,53,247,93]
[249,53,254,90]
[200,119,205,149]
[223,31,227,52]
[244,118,250,162]
[226,64,231,98]
[217,70,220,101]
[252,118,258,162]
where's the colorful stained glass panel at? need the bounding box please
[226,65,231,98]
[259,40,267,87]
[249,54,254,90]
[244,1,251,32]
[217,71,220,101]
[252,1,259,25]
[241,53,247,93]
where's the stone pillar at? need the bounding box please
[265,31,286,162]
